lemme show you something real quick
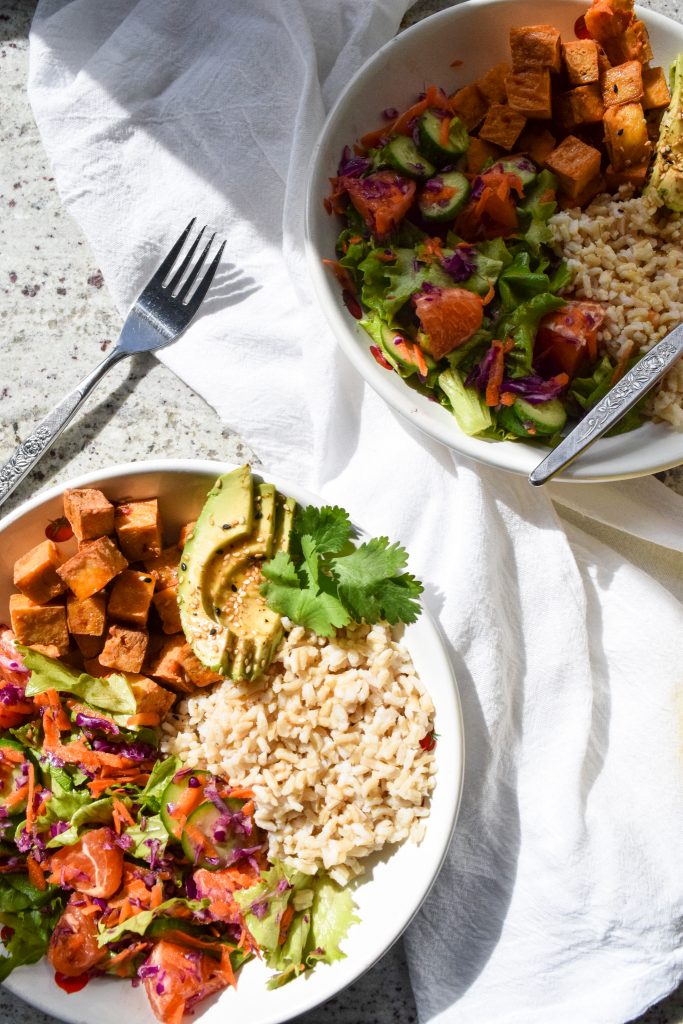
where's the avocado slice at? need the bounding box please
[177,467,295,681]
[648,55,683,212]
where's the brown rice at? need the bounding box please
[160,621,436,886]
[550,187,683,428]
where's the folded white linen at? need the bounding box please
[27,2,683,1022]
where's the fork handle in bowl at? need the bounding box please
[0,348,126,512]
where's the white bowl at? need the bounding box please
[0,459,464,1024]
[305,0,683,481]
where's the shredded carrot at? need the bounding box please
[481,283,496,306]
[184,823,217,859]
[0,747,25,764]
[499,392,516,407]
[359,84,452,150]
[25,762,36,831]
[485,340,507,407]
[241,800,255,819]
[4,783,29,810]
[106,941,146,970]
[227,787,255,800]
[278,904,295,946]
[150,881,164,909]
[112,797,135,829]
[117,898,133,925]
[220,945,237,989]
[321,258,356,294]
[439,113,451,147]
[126,712,160,728]
[170,784,205,824]
[27,853,47,891]
[112,805,122,835]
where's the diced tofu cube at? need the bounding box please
[83,656,109,677]
[562,40,600,85]
[602,61,644,108]
[509,24,562,73]
[642,66,671,110]
[126,674,176,720]
[143,547,179,591]
[63,488,114,542]
[66,592,107,636]
[466,137,503,174]
[605,161,650,189]
[517,126,556,165]
[176,645,223,689]
[152,586,182,635]
[145,636,193,693]
[178,522,196,550]
[449,83,488,130]
[9,594,69,653]
[57,536,128,601]
[108,570,155,627]
[559,84,605,129]
[99,624,149,674]
[619,20,653,64]
[558,173,606,209]
[13,540,66,604]
[114,499,162,562]
[478,104,527,150]
[545,135,602,198]
[603,103,651,170]
[73,633,105,659]
[475,62,510,106]
[505,69,552,119]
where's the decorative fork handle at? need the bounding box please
[0,348,126,511]
[529,324,683,486]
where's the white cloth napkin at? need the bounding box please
[27,2,683,1022]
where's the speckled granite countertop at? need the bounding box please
[0,1,681,1022]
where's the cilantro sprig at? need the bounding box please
[260,505,423,637]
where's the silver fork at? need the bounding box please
[0,219,224,511]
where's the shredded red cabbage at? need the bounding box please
[471,176,485,200]
[337,146,371,178]
[250,899,269,919]
[466,345,499,392]
[144,837,162,870]
[382,106,398,120]
[442,247,476,282]
[76,711,119,735]
[0,682,27,704]
[49,821,70,838]
[500,374,569,403]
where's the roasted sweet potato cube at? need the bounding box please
[66,592,106,636]
[73,633,105,659]
[558,173,606,209]
[466,137,503,174]
[114,499,162,562]
[63,488,114,542]
[562,40,600,85]
[476,63,510,106]
[619,20,653,64]
[57,536,128,601]
[99,624,149,674]
[605,161,650,189]
[603,103,651,170]
[584,0,632,66]
[108,570,155,627]
[126,674,176,720]
[83,656,109,677]
[509,25,561,73]
[143,547,179,592]
[13,540,66,604]
[559,84,605,129]
[177,645,223,689]
[9,594,69,653]
[602,61,643,109]
[517,125,556,165]
[449,83,487,130]
[642,66,671,110]
[178,521,196,550]
[145,636,193,693]
[153,586,182,635]
[505,69,552,119]
[478,104,526,150]
[545,135,602,198]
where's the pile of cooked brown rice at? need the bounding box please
[550,187,683,428]
[160,621,436,886]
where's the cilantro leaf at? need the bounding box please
[332,538,423,625]
[291,505,353,560]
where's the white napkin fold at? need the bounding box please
[27,2,683,1022]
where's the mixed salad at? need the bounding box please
[324,0,680,443]
[0,468,425,1022]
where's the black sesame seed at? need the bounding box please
[143,577,152,583]
[231,584,237,592]
[209,628,217,636]
[215,607,221,616]
[617,128,624,136]
[181,562,187,571]
[613,84,618,92]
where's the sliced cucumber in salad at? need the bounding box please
[181,798,252,870]
[489,155,538,186]
[418,110,470,164]
[159,768,212,840]
[499,397,567,437]
[418,171,471,222]
[381,136,435,179]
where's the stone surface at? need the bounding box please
[0,1,680,1023]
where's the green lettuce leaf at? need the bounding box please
[438,368,493,435]
[306,875,359,965]
[97,897,209,947]
[495,292,566,376]
[46,798,114,848]
[123,813,169,861]
[20,647,136,715]
[233,861,304,955]
[359,248,451,320]
[0,901,65,981]
[0,875,60,913]
[139,756,180,813]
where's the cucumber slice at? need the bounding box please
[490,155,537,186]
[418,110,470,165]
[497,405,534,438]
[0,739,30,817]
[381,137,435,179]
[418,172,471,222]
[513,397,567,435]
[160,768,212,840]
[181,797,250,870]
[378,324,436,377]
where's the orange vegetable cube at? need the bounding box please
[545,135,602,198]
[13,540,66,604]
[107,570,155,627]
[558,174,606,209]
[505,69,552,119]
[178,521,196,550]
[466,137,503,174]
[603,103,651,170]
[99,624,149,674]
[584,1,633,66]
[126,674,176,719]
[619,20,653,64]
[478,104,527,150]
[145,636,193,693]
[602,61,644,109]
[114,499,162,562]
[152,587,182,635]
[57,537,128,602]
[559,84,605,129]
[562,40,600,85]
[143,547,179,592]
[642,67,671,110]
[66,592,107,636]
[475,63,510,106]
[9,594,69,654]
[509,25,562,73]
[63,488,114,542]
[605,161,650,189]
[177,645,223,689]
[449,83,487,130]
[517,126,556,165]
[73,633,105,659]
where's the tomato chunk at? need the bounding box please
[534,300,605,378]
[415,286,484,359]
[47,827,123,898]
[343,171,416,236]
